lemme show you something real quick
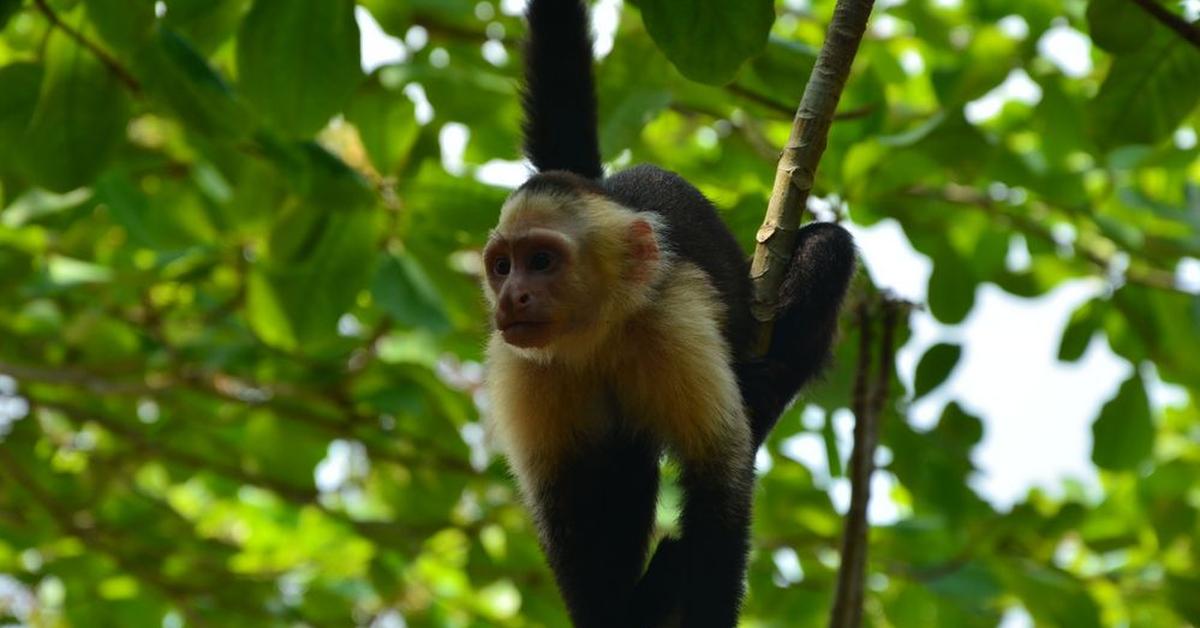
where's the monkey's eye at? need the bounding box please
[529,250,557,272]
[493,257,511,276]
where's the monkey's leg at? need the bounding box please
[531,428,661,628]
[742,222,856,446]
[671,451,755,628]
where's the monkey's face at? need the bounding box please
[483,227,582,349]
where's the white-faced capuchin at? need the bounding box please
[480,1,856,626]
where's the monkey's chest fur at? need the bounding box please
[485,261,751,494]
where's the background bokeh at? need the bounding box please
[0,0,1198,626]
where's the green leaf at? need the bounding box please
[131,26,254,138]
[1089,28,1200,149]
[1091,373,1154,471]
[84,0,155,51]
[163,0,249,53]
[634,0,774,84]
[928,258,976,324]
[930,25,1018,106]
[913,342,962,399]
[20,28,130,191]
[1086,0,1155,53]
[0,0,21,30]
[345,78,420,175]
[246,207,380,350]
[236,0,362,136]
[372,252,451,333]
[0,62,43,174]
[1057,299,1103,362]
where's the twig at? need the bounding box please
[31,0,142,92]
[828,298,899,628]
[1129,0,1200,49]
[906,183,1189,294]
[749,0,876,350]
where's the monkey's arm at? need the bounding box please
[621,267,758,628]
[530,428,661,628]
[486,345,661,627]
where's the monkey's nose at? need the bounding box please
[517,293,531,306]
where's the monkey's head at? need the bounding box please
[483,172,663,358]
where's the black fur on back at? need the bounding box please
[522,0,604,179]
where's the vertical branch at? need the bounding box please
[750,0,876,351]
[829,298,900,628]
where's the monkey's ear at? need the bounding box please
[627,219,659,282]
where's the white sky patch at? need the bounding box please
[357,6,407,72]
[1174,126,1198,150]
[772,547,805,585]
[1038,22,1093,78]
[439,123,470,175]
[591,0,622,59]
[403,84,434,124]
[476,159,530,187]
[429,47,450,69]
[154,1,166,17]
[872,14,901,38]
[1006,234,1032,273]
[924,282,1124,509]
[965,68,1043,124]
[827,472,903,524]
[899,49,925,76]
[849,217,1131,510]
[1176,257,1200,293]
[500,0,526,16]
[315,439,354,493]
[482,40,509,66]
[997,15,1029,40]
[406,26,429,51]
[1184,0,1200,20]
[475,1,496,21]
[1000,606,1034,628]
[933,0,961,9]
[846,218,932,301]
[370,610,408,628]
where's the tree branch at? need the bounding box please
[31,0,142,92]
[749,0,877,348]
[828,298,899,628]
[1129,0,1200,49]
[906,183,1190,294]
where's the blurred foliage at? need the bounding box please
[0,0,1198,626]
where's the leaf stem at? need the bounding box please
[31,0,142,92]
[1129,0,1200,50]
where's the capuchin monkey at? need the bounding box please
[481,0,856,626]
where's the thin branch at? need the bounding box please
[829,298,900,628]
[829,301,874,628]
[749,0,877,350]
[31,0,142,92]
[906,183,1189,294]
[1129,0,1200,49]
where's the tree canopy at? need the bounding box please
[0,0,1198,626]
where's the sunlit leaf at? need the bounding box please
[633,0,773,84]
[912,342,961,399]
[236,0,361,136]
[1091,373,1154,471]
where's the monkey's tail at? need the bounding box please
[741,223,857,447]
[522,0,604,179]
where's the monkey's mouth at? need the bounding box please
[499,320,553,347]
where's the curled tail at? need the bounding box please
[522,0,603,178]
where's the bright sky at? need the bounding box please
[347,14,1194,623]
